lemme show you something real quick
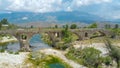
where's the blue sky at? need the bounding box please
[0,0,120,19]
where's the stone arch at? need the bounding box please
[97,31,106,36]
[72,32,83,40]
[90,30,106,39]
[27,33,41,47]
[13,32,37,52]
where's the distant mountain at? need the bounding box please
[111,19,120,23]
[0,11,108,24]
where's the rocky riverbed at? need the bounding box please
[0,52,29,68]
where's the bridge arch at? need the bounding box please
[72,32,83,40]
[90,30,106,39]
[26,32,57,50]
[28,33,50,51]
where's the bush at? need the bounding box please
[15,51,19,54]
[88,23,97,28]
[105,40,120,68]
[103,56,112,65]
[0,49,5,53]
[55,42,71,50]
[70,24,77,29]
[8,51,14,54]
[66,47,104,68]
[62,25,72,43]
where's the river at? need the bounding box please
[0,34,50,52]
[0,34,66,68]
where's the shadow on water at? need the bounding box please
[0,34,50,52]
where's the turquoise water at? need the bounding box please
[0,34,50,52]
[49,63,65,68]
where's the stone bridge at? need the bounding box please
[0,28,115,51]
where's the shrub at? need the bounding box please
[103,56,112,65]
[70,24,77,29]
[105,40,120,68]
[15,51,19,54]
[0,49,5,53]
[88,23,97,28]
[66,47,104,68]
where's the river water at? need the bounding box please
[0,34,50,52]
[0,34,65,68]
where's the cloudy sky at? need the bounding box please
[0,0,120,19]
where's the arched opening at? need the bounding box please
[90,31,106,38]
[29,34,50,51]
[98,31,106,36]
[21,34,27,40]
[0,34,20,52]
[72,32,82,41]
[85,32,88,37]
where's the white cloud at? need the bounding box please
[22,17,28,20]
[113,15,120,19]
[6,0,62,12]
[63,0,112,12]
[71,0,112,7]
[66,7,72,11]
[0,0,112,13]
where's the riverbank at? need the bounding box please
[0,52,29,68]
[0,37,119,68]
[0,36,17,43]
[0,48,86,68]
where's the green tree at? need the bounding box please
[55,24,58,28]
[30,25,34,28]
[114,24,119,29]
[0,18,9,25]
[105,24,111,29]
[88,23,97,28]
[0,23,2,30]
[62,24,72,43]
[70,24,77,29]
[110,28,120,35]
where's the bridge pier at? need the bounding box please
[14,33,32,52]
[19,40,31,52]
